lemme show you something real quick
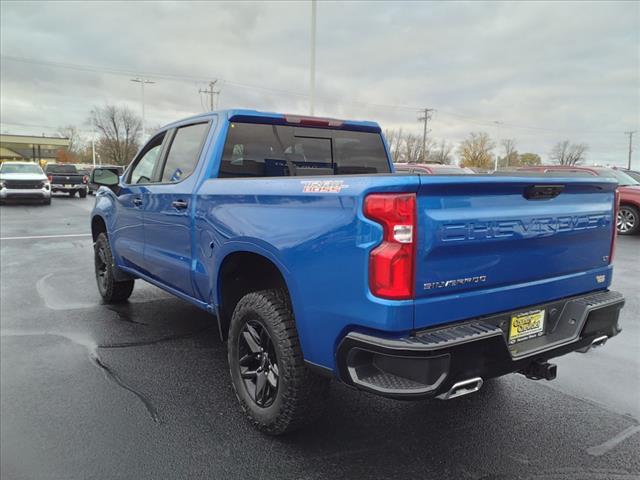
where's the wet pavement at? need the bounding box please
[1,196,639,480]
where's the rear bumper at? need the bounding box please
[51,184,86,192]
[336,290,624,399]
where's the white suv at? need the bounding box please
[0,161,51,205]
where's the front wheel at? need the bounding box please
[94,233,134,303]
[617,205,639,235]
[228,289,329,435]
[68,191,76,197]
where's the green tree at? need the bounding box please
[518,152,542,166]
[458,132,495,169]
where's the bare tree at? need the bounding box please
[429,139,454,164]
[403,133,423,163]
[500,138,518,168]
[55,125,86,163]
[89,105,142,166]
[550,140,588,166]
[58,125,84,154]
[457,132,495,169]
[384,128,404,163]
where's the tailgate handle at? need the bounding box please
[524,184,564,200]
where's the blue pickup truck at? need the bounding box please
[90,110,625,434]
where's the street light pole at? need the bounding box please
[130,77,155,138]
[309,0,317,116]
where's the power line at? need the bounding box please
[0,54,633,136]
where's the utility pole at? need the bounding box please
[199,80,220,111]
[418,108,434,163]
[130,77,155,139]
[91,138,96,167]
[309,0,317,116]
[625,131,636,169]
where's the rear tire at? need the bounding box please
[79,189,87,198]
[43,197,51,205]
[69,191,76,197]
[94,233,134,303]
[228,289,329,435]
[617,205,639,235]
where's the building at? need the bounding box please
[0,134,70,167]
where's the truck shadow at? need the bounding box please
[9,285,636,480]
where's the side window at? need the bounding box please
[161,123,209,183]
[129,134,165,184]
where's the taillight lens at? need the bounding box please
[47,175,53,183]
[364,193,416,300]
[82,175,88,184]
[610,188,620,264]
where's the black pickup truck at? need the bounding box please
[45,164,88,197]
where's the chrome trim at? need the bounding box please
[436,377,483,400]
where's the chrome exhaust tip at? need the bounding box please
[577,334,609,353]
[436,377,483,400]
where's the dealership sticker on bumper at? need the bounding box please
[509,309,545,344]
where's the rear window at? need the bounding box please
[219,123,390,178]
[46,164,78,174]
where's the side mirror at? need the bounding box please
[90,167,121,193]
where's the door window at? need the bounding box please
[161,123,209,183]
[129,134,165,184]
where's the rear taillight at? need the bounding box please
[364,193,416,300]
[47,175,53,183]
[610,188,620,264]
[82,175,88,184]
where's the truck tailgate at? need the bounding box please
[414,176,617,330]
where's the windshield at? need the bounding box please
[598,169,639,186]
[0,163,44,175]
[46,164,78,174]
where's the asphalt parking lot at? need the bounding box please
[1,196,639,480]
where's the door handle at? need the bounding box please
[171,200,189,210]
[133,198,143,207]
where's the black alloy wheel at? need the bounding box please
[237,320,279,408]
[95,243,109,293]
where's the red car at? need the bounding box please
[394,163,475,174]
[518,165,640,235]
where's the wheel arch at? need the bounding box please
[91,214,108,242]
[216,249,294,340]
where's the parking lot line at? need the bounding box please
[0,233,92,241]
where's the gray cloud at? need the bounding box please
[1,0,638,166]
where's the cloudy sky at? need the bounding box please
[1,1,638,166]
